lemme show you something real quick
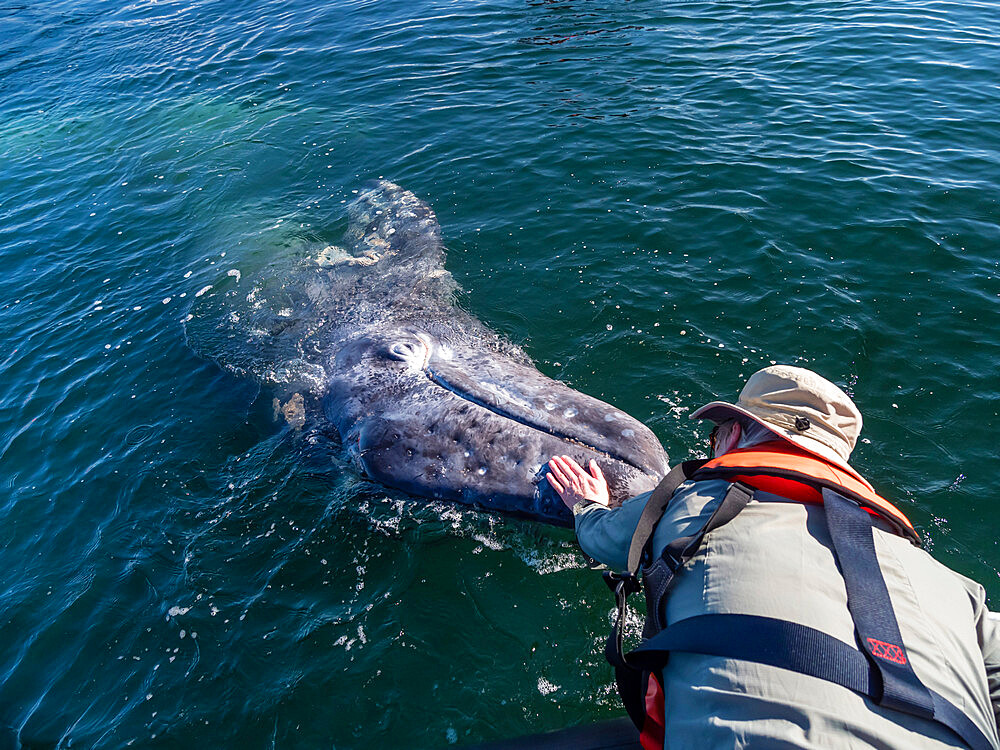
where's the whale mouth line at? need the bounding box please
[423,365,645,473]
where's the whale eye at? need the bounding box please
[385,339,427,362]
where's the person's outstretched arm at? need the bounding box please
[547,455,653,572]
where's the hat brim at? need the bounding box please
[690,401,867,483]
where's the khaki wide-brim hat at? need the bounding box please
[690,365,864,479]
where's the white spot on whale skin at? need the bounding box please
[622,429,635,438]
[604,413,617,422]
[167,606,190,617]
[477,467,487,476]
[463,451,471,458]
[544,402,556,411]
[563,407,578,419]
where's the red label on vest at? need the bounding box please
[867,637,907,665]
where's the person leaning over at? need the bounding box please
[547,365,1000,750]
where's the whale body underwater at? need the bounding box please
[188,181,669,525]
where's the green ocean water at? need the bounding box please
[2,0,999,746]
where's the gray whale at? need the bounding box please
[188,181,669,525]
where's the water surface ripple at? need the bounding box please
[1,0,999,747]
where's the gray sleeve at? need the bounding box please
[979,605,1000,729]
[573,491,654,572]
[573,479,732,572]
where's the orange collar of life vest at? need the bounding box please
[697,441,920,545]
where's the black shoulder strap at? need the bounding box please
[604,458,713,671]
[603,460,708,730]
[822,489,934,715]
[625,459,708,574]
[658,481,752,572]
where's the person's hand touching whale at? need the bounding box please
[546,455,610,509]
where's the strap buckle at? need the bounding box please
[603,570,641,597]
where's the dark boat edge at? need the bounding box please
[457,717,640,750]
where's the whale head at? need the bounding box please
[326,324,668,525]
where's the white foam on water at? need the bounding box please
[537,677,559,696]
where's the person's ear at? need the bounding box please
[713,419,742,457]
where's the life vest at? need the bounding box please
[696,440,919,544]
[603,445,994,750]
